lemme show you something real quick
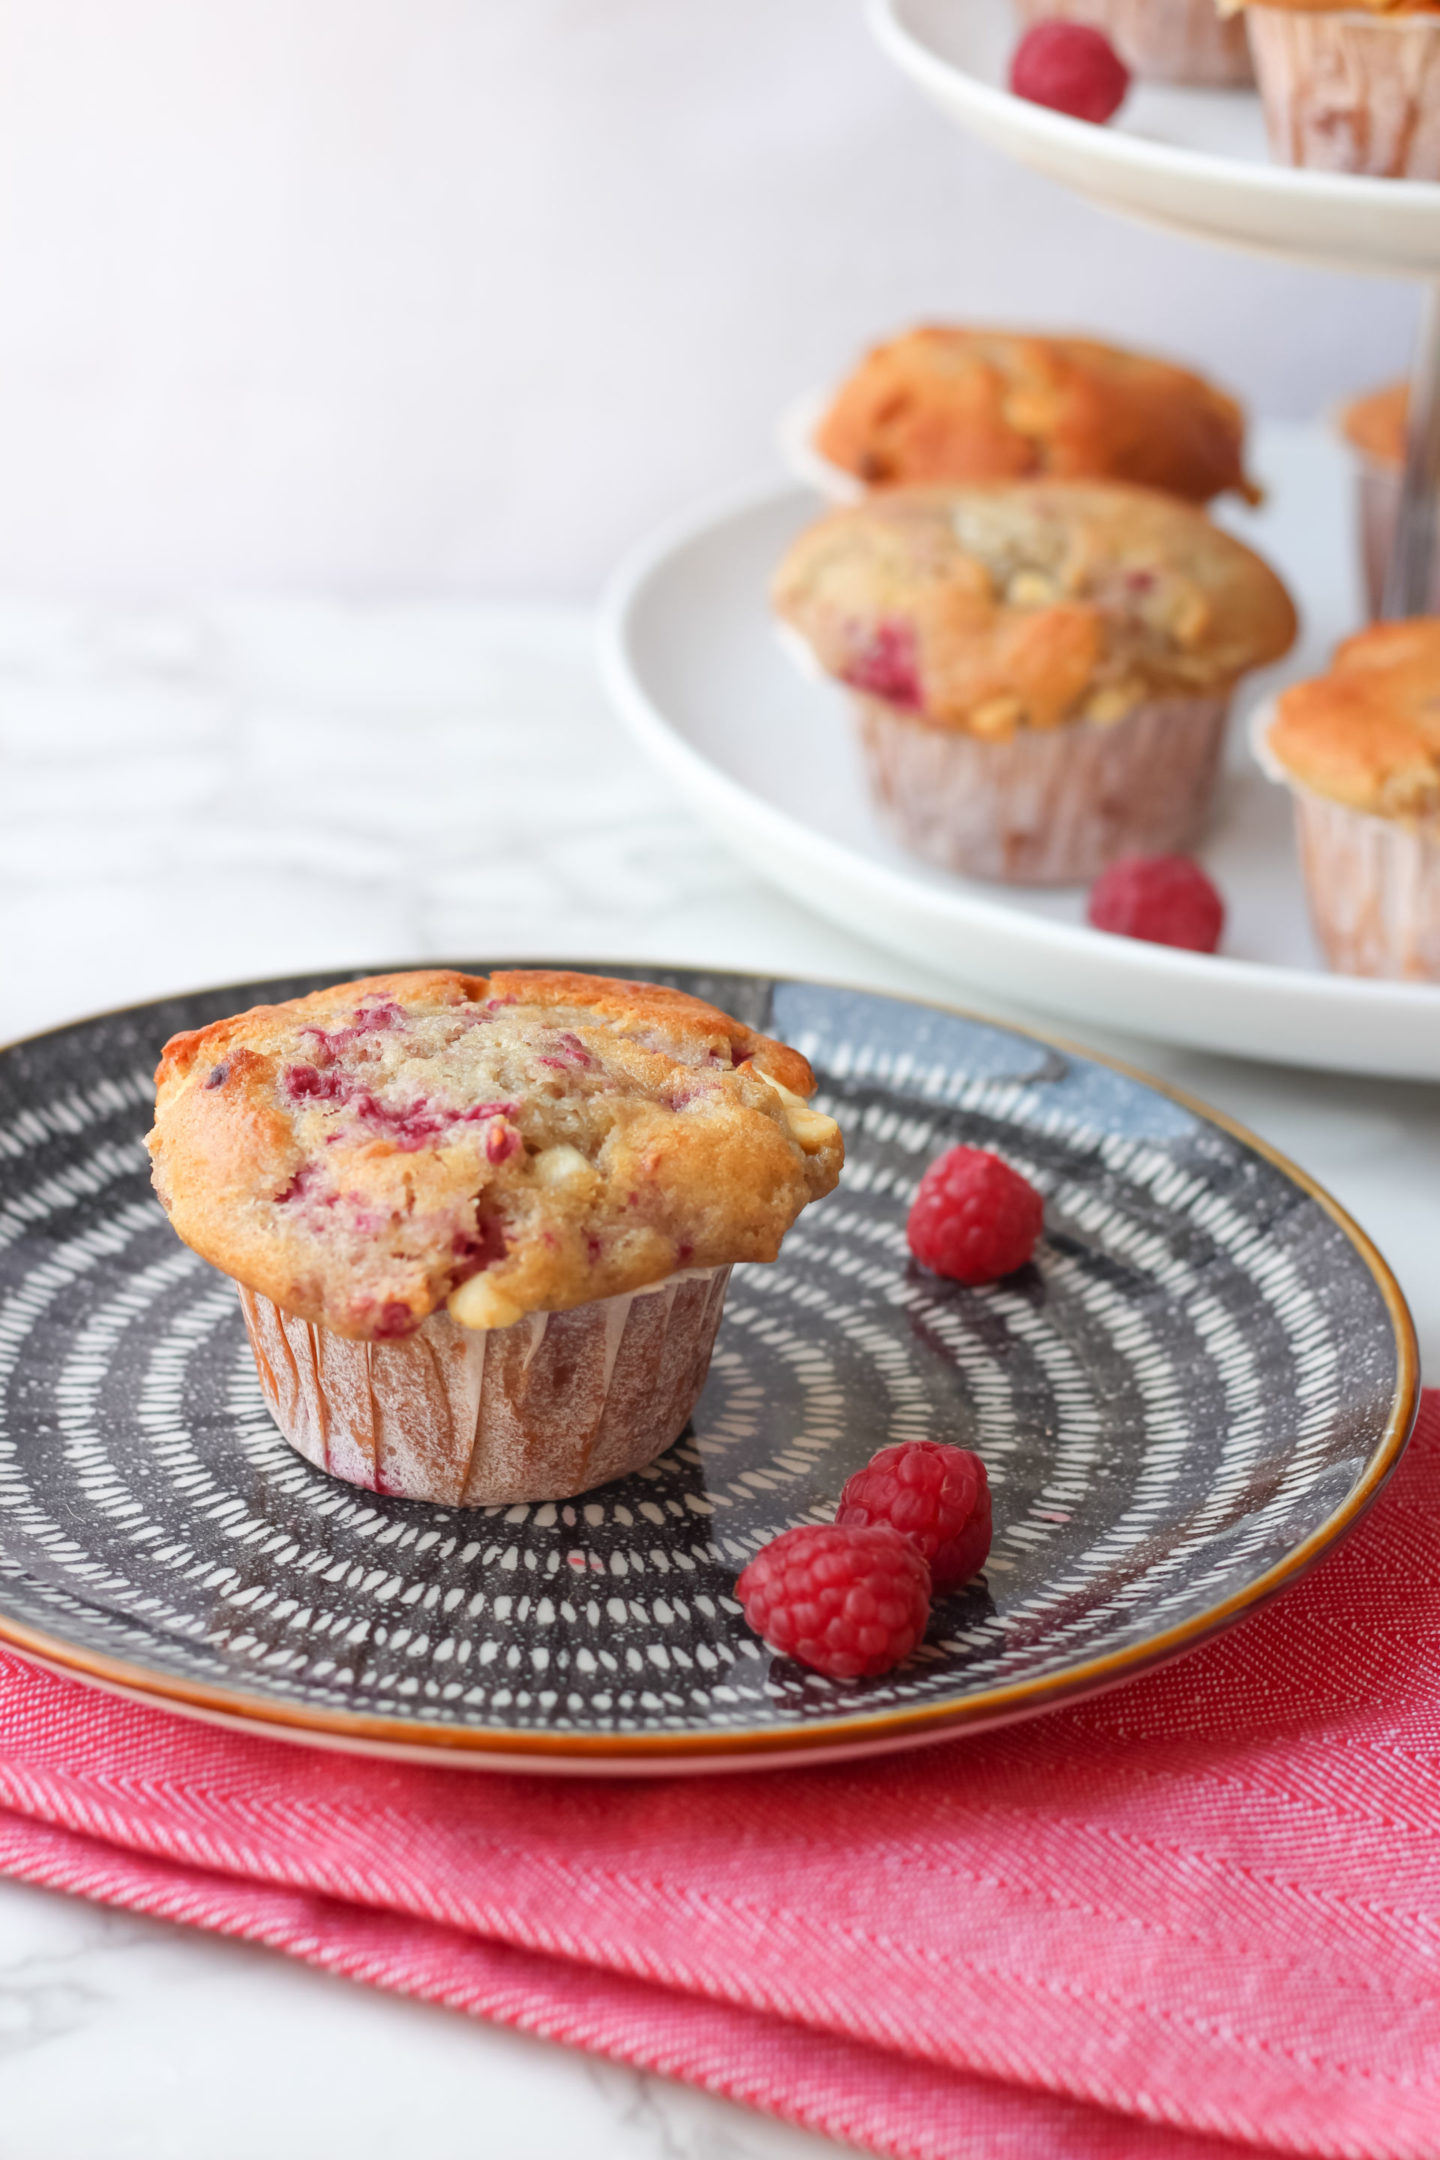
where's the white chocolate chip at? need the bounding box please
[1006,570,1060,608]
[784,1104,841,1154]
[1084,682,1144,727]
[970,695,1025,741]
[447,1275,525,1331]
[755,1072,809,1111]
[752,1068,840,1155]
[532,1142,594,1187]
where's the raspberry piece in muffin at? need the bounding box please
[148,969,844,1341]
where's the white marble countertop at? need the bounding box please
[0,599,1433,2157]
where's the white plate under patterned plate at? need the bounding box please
[868,0,1440,277]
[598,424,1440,1081]
[0,969,1417,1773]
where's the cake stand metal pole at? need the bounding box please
[1382,280,1440,621]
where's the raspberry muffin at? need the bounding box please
[773,482,1296,884]
[1257,621,1440,977]
[1338,380,1432,618]
[148,969,843,1504]
[1014,0,1253,82]
[1235,1,1440,177]
[812,329,1258,505]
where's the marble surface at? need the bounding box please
[0,599,1433,2156]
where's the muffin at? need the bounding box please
[773,483,1297,885]
[1014,0,1253,83]
[812,330,1259,506]
[1258,620,1440,977]
[147,969,843,1504]
[1337,380,1433,618]
[1236,1,1440,177]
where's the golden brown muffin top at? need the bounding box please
[812,329,1259,506]
[148,969,843,1340]
[1265,620,1440,821]
[1227,2,1440,13]
[773,483,1297,737]
[1340,381,1408,469]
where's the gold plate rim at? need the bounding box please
[0,963,1421,1772]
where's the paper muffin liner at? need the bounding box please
[1245,6,1440,177]
[240,1265,732,1506]
[1251,698,1440,980]
[1291,792,1440,980]
[1013,0,1253,84]
[854,690,1230,886]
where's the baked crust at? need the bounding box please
[813,330,1259,505]
[1266,619,1440,821]
[148,969,843,1340]
[1230,2,1440,14]
[1340,381,1408,469]
[773,482,1296,736]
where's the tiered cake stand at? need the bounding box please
[599,0,1440,1079]
[868,0,1440,606]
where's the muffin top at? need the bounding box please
[148,969,844,1340]
[1229,2,1439,13]
[1264,619,1440,821]
[812,329,1258,506]
[773,483,1297,737]
[1340,381,1408,469]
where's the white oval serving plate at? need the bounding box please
[598,424,1440,1081]
[868,0,1440,278]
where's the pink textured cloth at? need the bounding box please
[0,1395,1435,2160]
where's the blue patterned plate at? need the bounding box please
[0,970,1418,1773]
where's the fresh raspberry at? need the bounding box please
[837,1441,993,1592]
[1009,22,1130,123]
[735,1524,931,1679]
[842,619,922,710]
[1087,855,1225,953]
[906,1146,1043,1285]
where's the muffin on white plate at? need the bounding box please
[773,482,1296,886]
[1336,380,1435,620]
[1014,0,1253,82]
[147,968,842,1504]
[1233,0,1440,178]
[805,328,1258,505]
[1256,620,1440,979]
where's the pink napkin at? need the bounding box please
[0,1392,1434,2160]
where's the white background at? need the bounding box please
[0,0,1419,598]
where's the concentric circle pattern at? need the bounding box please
[0,970,1414,1767]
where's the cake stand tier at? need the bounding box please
[869,0,1440,279]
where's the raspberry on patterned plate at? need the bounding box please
[736,1523,932,1680]
[838,1441,993,1592]
[907,1145,1044,1286]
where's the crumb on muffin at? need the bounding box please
[148,969,844,1341]
[773,482,1296,738]
[813,329,1259,505]
[1264,619,1440,822]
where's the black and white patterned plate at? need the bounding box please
[0,969,1418,1773]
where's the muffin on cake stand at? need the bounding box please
[867,0,1440,619]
